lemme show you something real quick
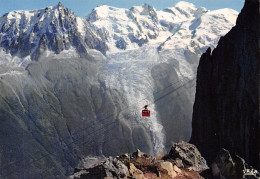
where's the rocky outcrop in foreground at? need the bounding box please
[202,148,260,179]
[73,141,260,178]
[73,141,208,178]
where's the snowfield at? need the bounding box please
[93,2,238,153]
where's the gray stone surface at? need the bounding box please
[168,141,209,172]
[190,0,260,170]
[74,157,128,179]
[0,52,153,178]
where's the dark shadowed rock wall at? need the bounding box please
[190,0,260,170]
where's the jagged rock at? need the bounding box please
[157,161,177,178]
[74,148,207,179]
[132,149,144,158]
[211,148,260,179]
[168,141,209,172]
[128,163,147,179]
[172,158,184,168]
[0,2,107,60]
[190,0,260,170]
[214,148,236,177]
[74,157,128,179]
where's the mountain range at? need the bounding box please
[0,1,238,178]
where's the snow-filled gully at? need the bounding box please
[105,44,166,154]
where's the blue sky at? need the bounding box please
[0,0,244,17]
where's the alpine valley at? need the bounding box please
[0,1,238,178]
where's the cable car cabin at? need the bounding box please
[142,105,150,117]
[142,109,150,117]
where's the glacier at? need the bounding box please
[0,1,238,178]
[88,1,238,153]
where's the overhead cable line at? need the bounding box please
[1,73,197,178]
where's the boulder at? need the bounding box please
[168,141,209,172]
[157,161,177,178]
[74,157,128,179]
[128,163,147,179]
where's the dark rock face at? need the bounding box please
[128,33,149,47]
[115,37,127,50]
[209,148,260,179]
[190,0,260,170]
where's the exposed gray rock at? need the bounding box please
[73,146,207,178]
[140,4,158,22]
[74,157,128,179]
[115,37,127,50]
[168,141,209,172]
[0,52,154,178]
[0,2,107,60]
[190,0,260,170]
[128,33,149,47]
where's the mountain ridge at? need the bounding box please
[0,2,240,178]
[0,2,238,62]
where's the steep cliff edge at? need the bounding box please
[190,0,259,170]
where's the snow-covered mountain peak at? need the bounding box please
[86,1,238,54]
[0,3,76,36]
[163,1,207,22]
[0,1,238,63]
[130,4,157,16]
[206,8,238,24]
[0,2,108,62]
[57,2,64,9]
[174,1,197,9]
[88,5,128,21]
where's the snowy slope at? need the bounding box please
[86,4,160,52]
[86,1,238,55]
[0,1,238,154]
[105,44,165,153]
[88,2,238,152]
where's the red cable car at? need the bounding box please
[142,105,150,117]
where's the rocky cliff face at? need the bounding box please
[190,0,260,170]
[0,51,137,178]
[0,2,107,60]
